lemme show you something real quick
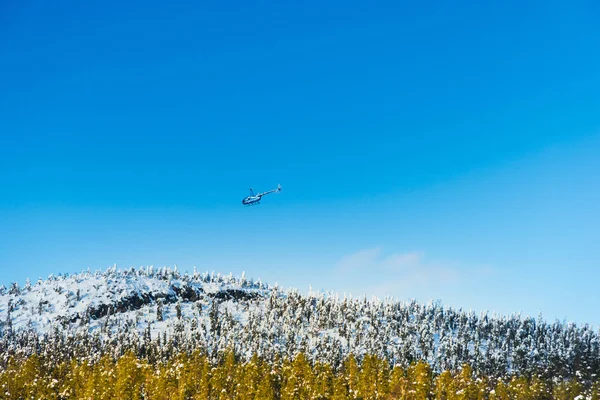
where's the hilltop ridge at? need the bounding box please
[1,266,599,382]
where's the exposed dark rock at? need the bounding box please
[88,304,111,320]
[170,284,202,302]
[114,293,155,313]
[83,286,258,321]
[209,289,260,302]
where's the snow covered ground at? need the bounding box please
[0,266,269,340]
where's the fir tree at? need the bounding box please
[156,299,164,322]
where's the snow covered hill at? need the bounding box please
[1,266,599,381]
[0,266,269,340]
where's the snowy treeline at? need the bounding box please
[1,266,598,383]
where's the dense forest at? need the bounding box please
[1,267,599,398]
[3,350,599,399]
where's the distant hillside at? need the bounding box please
[1,266,599,382]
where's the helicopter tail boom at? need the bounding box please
[258,184,282,197]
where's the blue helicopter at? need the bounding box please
[242,184,282,206]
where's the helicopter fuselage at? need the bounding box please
[242,195,261,205]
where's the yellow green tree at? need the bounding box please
[235,354,260,399]
[281,352,313,400]
[114,350,145,399]
[490,379,510,400]
[389,365,408,400]
[552,378,583,400]
[406,360,433,400]
[331,373,349,400]
[435,370,455,400]
[343,354,361,399]
[452,364,479,400]
[311,361,334,399]
[255,358,277,400]
[357,354,378,399]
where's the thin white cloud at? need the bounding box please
[336,246,382,272]
[332,247,487,301]
[382,251,423,270]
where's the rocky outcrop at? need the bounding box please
[83,285,260,320]
[209,288,261,302]
[170,283,202,302]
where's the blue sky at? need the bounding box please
[1,1,599,325]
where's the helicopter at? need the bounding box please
[242,184,282,206]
